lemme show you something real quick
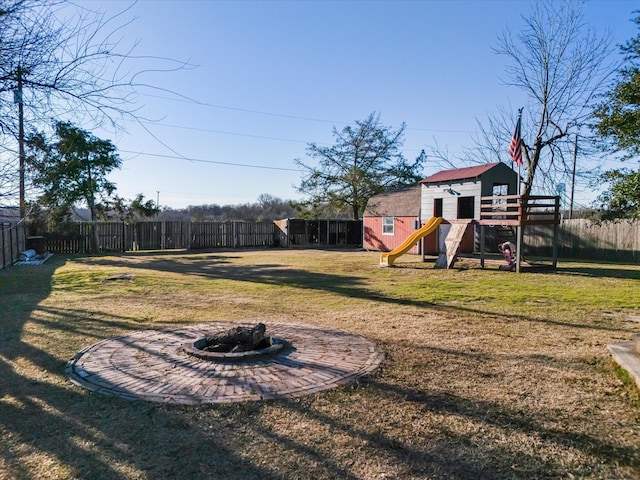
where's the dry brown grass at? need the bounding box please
[1,249,639,479]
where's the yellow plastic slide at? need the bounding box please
[380,217,443,266]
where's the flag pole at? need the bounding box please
[516,107,523,196]
[518,161,521,196]
[508,107,524,272]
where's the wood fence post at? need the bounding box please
[233,222,237,248]
[1,225,5,269]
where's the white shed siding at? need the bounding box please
[420,163,519,223]
[421,181,483,223]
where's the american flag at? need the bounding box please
[508,111,523,166]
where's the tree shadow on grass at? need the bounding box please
[395,255,640,280]
[557,264,640,280]
[0,258,284,479]
[192,365,640,479]
[238,330,640,479]
[80,252,638,335]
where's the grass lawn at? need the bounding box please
[1,248,639,479]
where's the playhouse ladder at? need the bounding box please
[435,221,471,269]
[494,225,516,243]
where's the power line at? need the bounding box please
[119,149,302,172]
[407,127,474,134]
[144,121,317,145]
[140,121,468,157]
[137,93,476,134]
[138,92,345,125]
[138,121,450,156]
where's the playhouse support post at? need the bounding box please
[515,225,523,273]
[480,224,486,268]
[552,195,560,271]
[552,220,559,271]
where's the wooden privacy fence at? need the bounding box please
[28,218,640,262]
[39,220,364,254]
[1,222,26,269]
[42,221,277,253]
[524,218,640,263]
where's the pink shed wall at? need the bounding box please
[363,216,420,253]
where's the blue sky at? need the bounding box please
[76,0,638,210]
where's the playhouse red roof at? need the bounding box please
[420,162,501,184]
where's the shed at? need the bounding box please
[275,218,362,248]
[363,186,423,253]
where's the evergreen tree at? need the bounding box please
[295,113,425,220]
[26,121,121,252]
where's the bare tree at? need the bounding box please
[475,0,615,200]
[421,138,459,172]
[0,0,190,212]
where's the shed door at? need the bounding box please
[433,198,443,218]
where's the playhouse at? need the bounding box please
[420,162,518,225]
[364,162,560,271]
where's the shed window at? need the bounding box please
[382,216,394,235]
[493,184,508,196]
[457,196,475,219]
[493,183,509,211]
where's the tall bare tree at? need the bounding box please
[0,0,189,212]
[477,0,615,200]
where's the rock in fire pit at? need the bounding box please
[183,322,285,360]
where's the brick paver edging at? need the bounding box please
[65,322,385,405]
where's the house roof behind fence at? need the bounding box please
[420,162,502,184]
[0,207,20,225]
[363,186,421,217]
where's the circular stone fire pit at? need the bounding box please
[65,322,384,404]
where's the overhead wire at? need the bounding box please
[114,93,476,173]
[143,121,318,145]
[118,149,302,172]
[136,92,476,134]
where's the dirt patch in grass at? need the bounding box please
[1,249,639,479]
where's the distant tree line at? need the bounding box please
[152,192,371,223]
[157,194,319,222]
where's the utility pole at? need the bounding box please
[15,66,25,219]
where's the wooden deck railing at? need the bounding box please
[478,195,560,226]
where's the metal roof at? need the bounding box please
[420,162,503,184]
